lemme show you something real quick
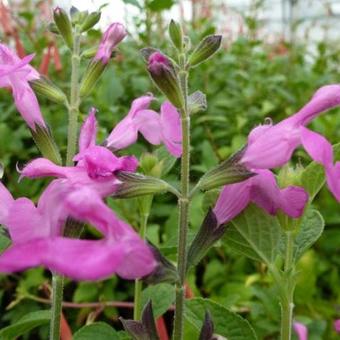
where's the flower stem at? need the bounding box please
[173,69,190,340]
[66,29,81,166]
[280,231,295,340]
[50,28,82,340]
[49,274,64,340]
[134,213,149,320]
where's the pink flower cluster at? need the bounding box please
[213,84,340,225]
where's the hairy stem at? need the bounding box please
[66,30,81,165]
[173,69,190,340]
[280,231,295,340]
[134,213,149,320]
[49,274,64,340]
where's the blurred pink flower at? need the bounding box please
[0,44,46,129]
[106,95,182,157]
[241,84,340,201]
[293,322,308,340]
[95,22,127,64]
[334,319,340,333]
[213,169,308,225]
[0,181,156,280]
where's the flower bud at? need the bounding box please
[120,301,158,336]
[30,76,67,104]
[53,7,73,49]
[112,171,175,199]
[30,125,62,165]
[80,11,101,32]
[169,19,183,50]
[187,210,227,271]
[188,35,222,68]
[199,312,216,340]
[197,148,255,191]
[94,23,127,64]
[146,51,184,109]
[48,23,60,35]
[79,61,106,97]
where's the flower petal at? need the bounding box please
[0,182,13,225]
[134,109,162,144]
[160,101,182,157]
[293,322,308,340]
[79,107,97,153]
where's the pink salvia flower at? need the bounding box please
[334,319,340,333]
[0,44,46,129]
[20,108,138,197]
[293,322,308,340]
[148,52,171,75]
[241,84,340,201]
[95,23,127,64]
[106,95,182,157]
[213,169,308,225]
[0,181,156,280]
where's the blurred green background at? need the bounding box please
[0,0,339,339]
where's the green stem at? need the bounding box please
[134,213,149,320]
[49,274,64,340]
[66,30,81,166]
[173,70,190,340]
[280,231,295,340]
[50,29,82,340]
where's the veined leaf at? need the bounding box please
[73,322,120,340]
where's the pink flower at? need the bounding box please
[213,169,308,225]
[241,84,340,201]
[20,108,138,196]
[0,44,46,129]
[334,319,340,333]
[106,95,182,157]
[148,52,171,75]
[95,23,127,64]
[0,181,156,280]
[293,322,308,340]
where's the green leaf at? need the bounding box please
[147,0,175,11]
[301,143,340,202]
[73,322,120,340]
[141,283,175,318]
[293,209,324,261]
[224,204,282,264]
[0,310,50,339]
[185,298,257,340]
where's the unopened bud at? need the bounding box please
[80,11,101,32]
[198,148,255,191]
[188,35,222,67]
[53,7,73,49]
[30,76,67,104]
[187,210,227,271]
[79,60,106,97]
[199,312,217,340]
[120,301,158,337]
[94,23,127,64]
[113,171,174,198]
[30,125,62,165]
[169,19,183,50]
[146,51,184,109]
